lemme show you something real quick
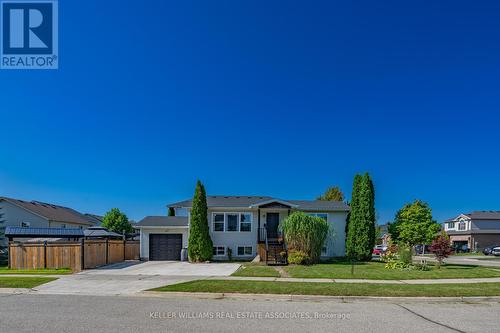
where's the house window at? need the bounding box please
[20,222,30,228]
[240,213,252,232]
[308,213,328,221]
[321,246,328,255]
[213,214,225,232]
[237,246,252,256]
[447,222,455,229]
[227,214,238,231]
[458,221,466,231]
[213,246,225,256]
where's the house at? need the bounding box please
[0,196,100,263]
[136,195,350,261]
[377,224,391,246]
[444,211,500,251]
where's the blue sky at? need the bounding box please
[1,1,499,223]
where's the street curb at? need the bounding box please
[0,288,33,294]
[140,291,500,303]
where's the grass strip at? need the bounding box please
[0,277,57,288]
[152,280,500,297]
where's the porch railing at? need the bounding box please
[258,227,267,243]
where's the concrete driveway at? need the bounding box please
[34,261,240,296]
[414,255,500,267]
[82,260,241,276]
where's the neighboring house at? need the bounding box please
[137,195,349,261]
[377,224,391,246]
[84,214,104,226]
[444,211,500,251]
[0,196,99,262]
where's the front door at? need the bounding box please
[266,213,280,239]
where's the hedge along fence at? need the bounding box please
[9,240,140,272]
[280,211,329,264]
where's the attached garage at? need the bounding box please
[149,234,182,260]
[136,216,189,261]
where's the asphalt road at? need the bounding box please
[0,294,499,333]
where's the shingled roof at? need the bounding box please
[446,211,500,222]
[168,195,349,212]
[136,216,189,227]
[0,197,95,226]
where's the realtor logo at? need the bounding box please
[1,0,58,69]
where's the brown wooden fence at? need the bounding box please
[9,240,140,272]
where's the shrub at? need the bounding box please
[398,245,412,265]
[280,212,329,264]
[429,231,453,268]
[383,243,415,270]
[288,250,310,265]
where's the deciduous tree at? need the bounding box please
[102,208,132,234]
[391,200,441,248]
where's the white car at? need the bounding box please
[492,247,500,256]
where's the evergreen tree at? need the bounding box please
[317,186,345,202]
[168,207,175,216]
[188,180,213,262]
[346,173,376,260]
[362,173,376,258]
[346,174,362,258]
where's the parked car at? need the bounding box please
[414,244,431,254]
[492,247,500,256]
[372,245,388,256]
[483,246,500,255]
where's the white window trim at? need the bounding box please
[212,212,253,233]
[458,221,467,231]
[212,213,225,232]
[213,245,226,256]
[237,245,253,256]
[225,213,240,232]
[239,213,252,232]
[307,213,328,221]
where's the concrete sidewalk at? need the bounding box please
[208,276,500,284]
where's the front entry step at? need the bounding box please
[266,243,288,266]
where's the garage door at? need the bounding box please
[149,234,182,260]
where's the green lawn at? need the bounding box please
[451,252,484,256]
[152,280,500,297]
[0,277,57,288]
[0,266,71,275]
[279,261,500,280]
[232,264,280,277]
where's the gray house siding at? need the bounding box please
[187,207,348,259]
[0,200,49,249]
[206,209,259,259]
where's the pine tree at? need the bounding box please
[188,180,213,262]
